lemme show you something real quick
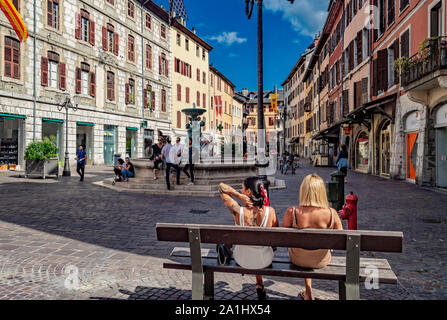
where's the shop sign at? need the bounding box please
[343,126,352,135]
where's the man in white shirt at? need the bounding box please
[161,137,180,190]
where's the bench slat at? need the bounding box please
[170,247,393,270]
[156,224,403,253]
[163,257,398,284]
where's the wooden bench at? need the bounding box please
[156,223,403,300]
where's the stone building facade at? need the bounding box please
[0,0,172,169]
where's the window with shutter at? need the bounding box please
[75,67,82,94]
[48,52,59,89]
[89,21,95,46]
[203,72,206,84]
[197,68,200,82]
[145,14,151,29]
[128,1,135,18]
[161,89,166,112]
[128,35,135,62]
[4,37,20,80]
[373,58,378,96]
[75,13,81,39]
[388,0,395,26]
[90,72,95,97]
[400,0,409,12]
[349,41,354,71]
[378,49,388,91]
[177,111,181,128]
[362,77,369,104]
[59,62,66,90]
[114,33,119,56]
[161,24,166,39]
[186,87,190,103]
[197,91,200,107]
[102,27,108,50]
[80,10,90,43]
[107,71,114,101]
[357,30,363,64]
[129,79,135,104]
[146,45,152,69]
[177,84,181,101]
[400,29,410,58]
[47,0,59,29]
[203,93,206,108]
[125,83,130,104]
[393,40,400,85]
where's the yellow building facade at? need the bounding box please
[170,18,212,141]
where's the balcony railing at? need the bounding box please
[402,37,447,87]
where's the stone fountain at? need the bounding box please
[97,105,285,197]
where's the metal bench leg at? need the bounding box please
[204,270,214,300]
[189,228,204,300]
[339,234,361,300]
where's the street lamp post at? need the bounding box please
[245,0,294,179]
[57,97,77,177]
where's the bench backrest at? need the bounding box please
[156,223,403,253]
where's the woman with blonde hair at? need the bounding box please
[282,173,343,300]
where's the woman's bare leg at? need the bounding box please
[303,278,312,300]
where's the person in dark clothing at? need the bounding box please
[182,138,197,185]
[336,144,349,182]
[76,145,87,181]
[121,157,135,182]
[113,158,125,182]
[151,137,164,180]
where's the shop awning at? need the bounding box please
[77,121,94,126]
[312,120,349,141]
[289,137,300,144]
[346,94,397,128]
[0,113,26,119]
[126,127,138,131]
[43,118,64,123]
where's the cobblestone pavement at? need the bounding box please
[0,162,446,300]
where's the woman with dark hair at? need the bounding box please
[113,158,125,182]
[218,177,279,299]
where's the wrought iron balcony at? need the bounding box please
[402,37,447,88]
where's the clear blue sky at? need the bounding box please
[157,0,329,92]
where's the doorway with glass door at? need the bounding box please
[104,125,117,165]
[76,122,94,165]
[126,127,138,159]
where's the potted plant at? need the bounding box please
[24,138,59,179]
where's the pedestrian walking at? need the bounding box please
[182,138,197,185]
[76,145,87,182]
[161,137,180,190]
[336,144,349,182]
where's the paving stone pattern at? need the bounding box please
[0,163,446,300]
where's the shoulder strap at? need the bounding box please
[292,207,298,228]
[260,207,270,227]
[329,208,335,229]
[239,206,244,226]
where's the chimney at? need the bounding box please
[242,88,248,97]
[192,27,196,34]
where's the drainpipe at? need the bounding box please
[33,0,36,141]
[140,0,151,153]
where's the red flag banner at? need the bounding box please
[219,96,222,116]
[0,0,28,42]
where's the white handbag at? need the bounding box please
[233,207,274,270]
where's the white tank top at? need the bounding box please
[239,206,270,227]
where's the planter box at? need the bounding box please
[25,158,59,179]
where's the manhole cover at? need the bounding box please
[421,218,447,224]
[190,209,209,214]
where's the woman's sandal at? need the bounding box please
[299,290,322,300]
[256,284,267,300]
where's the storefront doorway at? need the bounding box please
[143,129,154,158]
[355,131,369,172]
[436,104,447,188]
[0,114,25,170]
[104,125,117,165]
[126,128,138,158]
[76,122,94,165]
[405,111,420,182]
[379,120,391,176]
[42,119,64,162]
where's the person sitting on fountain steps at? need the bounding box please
[218,177,279,300]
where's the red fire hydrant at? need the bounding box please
[339,192,358,230]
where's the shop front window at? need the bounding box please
[356,131,369,172]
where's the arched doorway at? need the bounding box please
[379,120,391,176]
[355,131,369,172]
[436,104,447,188]
[404,111,420,182]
